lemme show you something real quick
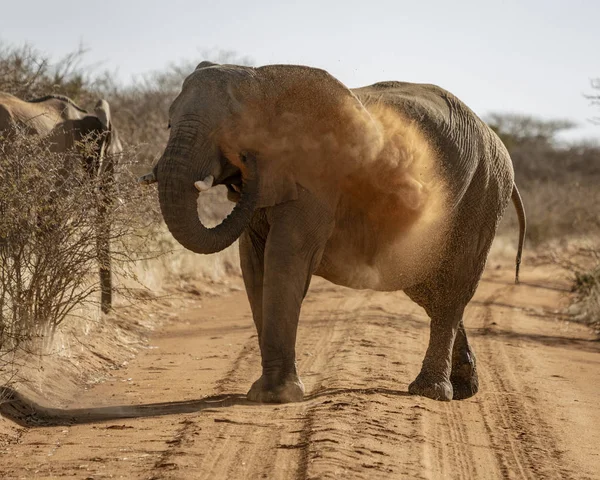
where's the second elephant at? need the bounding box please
[0,92,123,313]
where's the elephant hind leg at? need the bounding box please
[405,185,503,400]
[405,280,478,401]
[405,297,463,401]
[450,320,478,400]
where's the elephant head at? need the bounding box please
[0,93,122,175]
[155,61,261,255]
[93,99,122,175]
[155,61,383,255]
[64,98,122,178]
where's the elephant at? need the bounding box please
[147,61,526,402]
[0,92,123,313]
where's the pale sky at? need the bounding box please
[1,0,598,141]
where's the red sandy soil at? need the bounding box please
[0,261,598,479]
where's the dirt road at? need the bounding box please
[1,263,599,479]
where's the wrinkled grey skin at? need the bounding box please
[152,62,526,402]
[0,93,123,313]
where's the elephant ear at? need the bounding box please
[93,99,121,176]
[107,128,123,155]
[215,68,296,208]
[94,99,112,131]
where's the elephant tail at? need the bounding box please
[511,183,526,284]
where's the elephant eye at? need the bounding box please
[167,121,171,130]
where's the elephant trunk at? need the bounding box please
[157,139,258,255]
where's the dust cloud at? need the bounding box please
[218,68,450,287]
[219,67,445,220]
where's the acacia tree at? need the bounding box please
[484,113,596,182]
[587,78,600,125]
[486,113,575,149]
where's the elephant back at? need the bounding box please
[353,81,512,211]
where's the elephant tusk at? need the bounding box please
[194,175,214,192]
[138,172,157,185]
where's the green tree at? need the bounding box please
[486,113,575,151]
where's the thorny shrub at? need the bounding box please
[0,45,251,391]
[0,130,159,380]
[567,247,600,334]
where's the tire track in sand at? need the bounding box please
[423,286,512,480]
[470,282,577,479]
[2,268,597,479]
[296,288,434,480]
[146,282,356,480]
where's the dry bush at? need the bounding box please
[488,113,600,245]
[572,269,600,333]
[0,43,252,312]
[554,244,600,333]
[0,129,159,379]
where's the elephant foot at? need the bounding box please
[247,374,305,404]
[409,373,453,401]
[451,351,478,400]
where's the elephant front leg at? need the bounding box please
[240,225,266,339]
[246,246,315,403]
[409,306,464,401]
[246,193,332,403]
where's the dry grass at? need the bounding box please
[498,180,600,245]
[558,244,600,334]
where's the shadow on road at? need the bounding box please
[481,276,571,293]
[0,386,410,428]
[472,327,600,352]
[0,388,251,427]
